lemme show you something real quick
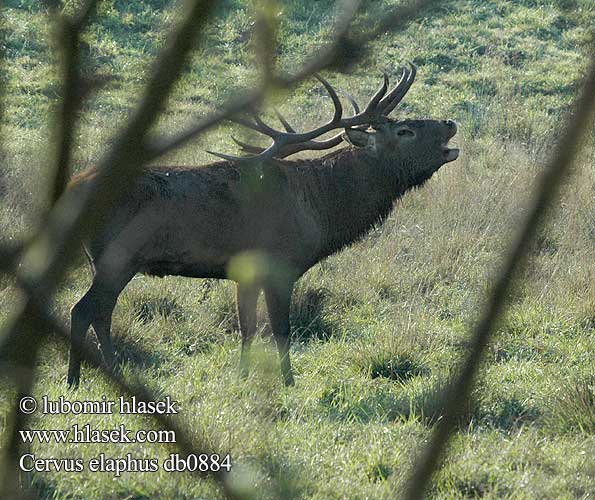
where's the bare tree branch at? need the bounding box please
[49,0,100,207]
[0,4,100,496]
[254,0,279,82]
[402,50,595,500]
[0,303,47,500]
[70,0,101,30]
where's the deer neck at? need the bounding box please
[310,147,423,259]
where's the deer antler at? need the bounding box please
[207,62,416,161]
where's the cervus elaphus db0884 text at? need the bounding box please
[67,64,459,387]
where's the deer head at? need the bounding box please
[208,63,459,169]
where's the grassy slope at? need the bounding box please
[2,0,595,498]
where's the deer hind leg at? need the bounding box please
[67,269,134,388]
[264,281,295,386]
[236,283,260,379]
[82,255,118,371]
[91,300,117,373]
[68,285,100,388]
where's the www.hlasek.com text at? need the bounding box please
[20,424,176,444]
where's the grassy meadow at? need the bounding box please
[2,0,595,498]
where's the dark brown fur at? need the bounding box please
[67,118,458,387]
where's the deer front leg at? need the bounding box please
[236,283,260,379]
[264,281,295,386]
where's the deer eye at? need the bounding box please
[397,129,414,137]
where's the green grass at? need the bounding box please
[2,0,595,498]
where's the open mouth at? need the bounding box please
[442,145,460,163]
[442,121,459,163]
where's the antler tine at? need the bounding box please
[385,63,416,113]
[231,136,265,154]
[207,131,267,161]
[229,116,265,134]
[230,111,287,139]
[252,110,284,137]
[364,71,390,113]
[342,89,361,114]
[378,64,408,110]
[206,150,249,161]
[273,133,344,158]
[378,62,417,115]
[273,108,296,133]
[314,74,343,123]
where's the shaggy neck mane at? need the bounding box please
[281,146,431,262]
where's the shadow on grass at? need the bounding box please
[290,287,338,342]
[132,295,186,324]
[110,331,167,371]
[319,377,470,427]
[367,353,429,383]
[257,451,312,500]
[366,462,392,482]
[30,471,59,500]
[475,396,541,430]
[546,375,595,434]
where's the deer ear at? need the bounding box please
[342,128,372,148]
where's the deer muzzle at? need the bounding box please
[442,120,459,163]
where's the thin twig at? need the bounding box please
[254,0,278,82]
[49,0,100,206]
[0,303,47,500]
[402,51,595,500]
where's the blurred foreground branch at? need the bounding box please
[402,49,595,500]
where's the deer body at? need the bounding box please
[67,67,460,387]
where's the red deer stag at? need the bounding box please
[67,63,459,387]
